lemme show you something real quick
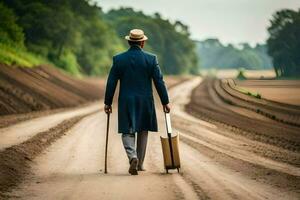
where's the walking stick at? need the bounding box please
[104,112,110,174]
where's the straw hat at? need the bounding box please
[125,29,148,41]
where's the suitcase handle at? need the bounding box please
[164,112,175,168]
[165,113,172,134]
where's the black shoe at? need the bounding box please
[129,158,138,175]
[138,165,146,171]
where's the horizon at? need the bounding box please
[95,0,300,46]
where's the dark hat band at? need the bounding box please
[129,35,144,40]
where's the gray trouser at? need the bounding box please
[121,131,148,167]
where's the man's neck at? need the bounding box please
[130,45,142,49]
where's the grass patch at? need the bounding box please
[235,86,262,99]
[0,43,49,67]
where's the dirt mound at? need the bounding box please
[235,79,300,106]
[0,64,104,116]
[218,79,300,127]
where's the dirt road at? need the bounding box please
[7,78,300,200]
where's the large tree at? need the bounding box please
[267,9,300,77]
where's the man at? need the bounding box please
[104,29,170,175]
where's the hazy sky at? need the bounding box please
[96,0,300,45]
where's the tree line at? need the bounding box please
[0,0,198,76]
[105,8,198,74]
[195,39,273,70]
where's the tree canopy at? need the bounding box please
[267,9,300,77]
[1,1,198,76]
[0,2,24,47]
[2,0,124,75]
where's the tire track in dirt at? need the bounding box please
[0,103,100,150]
[0,111,97,199]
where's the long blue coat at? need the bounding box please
[104,45,169,134]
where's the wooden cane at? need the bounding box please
[104,112,110,174]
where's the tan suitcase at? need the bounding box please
[160,113,181,173]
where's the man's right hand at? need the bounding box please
[104,105,112,114]
[163,104,170,113]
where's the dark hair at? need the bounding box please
[128,40,143,46]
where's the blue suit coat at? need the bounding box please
[104,45,169,134]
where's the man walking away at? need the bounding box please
[104,29,170,175]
